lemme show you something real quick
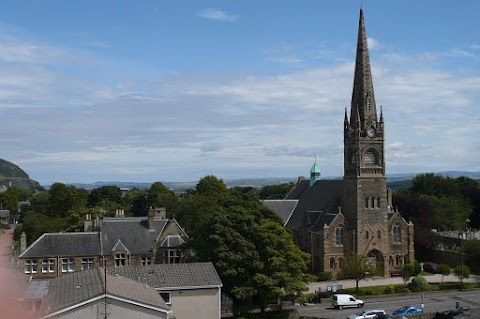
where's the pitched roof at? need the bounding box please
[108,262,222,290]
[100,217,169,255]
[160,235,185,248]
[42,268,170,317]
[286,179,343,230]
[284,179,310,200]
[19,233,101,258]
[261,199,298,225]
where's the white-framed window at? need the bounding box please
[61,258,75,273]
[162,250,183,264]
[81,258,95,270]
[392,223,402,243]
[114,253,126,266]
[142,257,152,266]
[158,292,171,305]
[335,225,344,246]
[24,259,38,274]
[42,259,55,273]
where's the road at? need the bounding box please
[293,289,480,318]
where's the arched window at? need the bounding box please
[364,151,377,166]
[329,258,336,269]
[365,197,369,208]
[377,230,381,240]
[370,196,375,208]
[335,225,344,246]
[393,223,402,243]
[376,197,380,208]
[365,231,369,240]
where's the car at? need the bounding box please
[423,262,439,273]
[346,309,386,319]
[393,305,423,316]
[332,294,364,309]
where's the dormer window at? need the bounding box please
[114,253,126,266]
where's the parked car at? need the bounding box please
[393,305,423,316]
[423,262,439,273]
[332,294,364,309]
[346,309,386,319]
[434,307,469,319]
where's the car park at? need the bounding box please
[332,294,364,309]
[393,305,423,316]
[346,309,386,319]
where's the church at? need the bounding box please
[263,9,414,277]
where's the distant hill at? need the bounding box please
[65,171,480,192]
[0,159,44,191]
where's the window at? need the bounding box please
[365,197,369,208]
[364,151,377,166]
[42,259,55,273]
[365,231,369,240]
[142,257,152,266]
[24,260,38,274]
[162,250,183,264]
[335,226,344,246]
[392,223,402,243]
[376,197,380,208]
[159,292,171,305]
[329,258,336,269]
[377,230,381,240]
[81,258,95,270]
[61,258,75,273]
[370,196,375,208]
[395,256,402,267]
[114,253,126,266]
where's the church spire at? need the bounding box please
[350,9,378,131]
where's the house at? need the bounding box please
[108,262,223,319]
[262,9,414,277]
[19,207,189,279]
[40,267,171,319]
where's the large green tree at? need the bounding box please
[340,253,376,292]
[147,182,177,214]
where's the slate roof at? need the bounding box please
[310,212,340,232]
[261,200,298,225]
[42,268,170,317]
[284,179,310,200]
[160,235,185,248]
[286,179,343,230]
[19,233,101,258]
[108,262,223,290]
[101,217,169,255]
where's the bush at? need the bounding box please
[414,262,422,276]
[384,284,395,294]
[317,271,332,282]
[409,276,428,292]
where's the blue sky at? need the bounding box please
[0,1,479,184]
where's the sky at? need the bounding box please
[0,1,479,185]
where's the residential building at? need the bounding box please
[40,267,171,319]
[109,262,223,319]
[19,207,189,279]
[263,9,414,277]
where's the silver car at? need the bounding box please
[346,309,386,319]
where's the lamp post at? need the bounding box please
[460,218,470,291]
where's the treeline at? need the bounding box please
[392,173,480,249]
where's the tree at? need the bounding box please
[259,182,295,200]
[437,264,451,282]
[123,189,148,216]
[147,182,177,213]
[195,175,227,195]
[340,254,376,292]
[87,186,122,208]
[48,183,80,218]
[453,265,471,286]
[401,264,415,286]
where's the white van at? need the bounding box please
[332,294,364,309]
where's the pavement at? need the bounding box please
[306,273,480,294]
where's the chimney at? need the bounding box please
[84,213,93,232]
[20,232,27,253]
[148,209,155,231]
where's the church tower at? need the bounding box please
[342,9,389,269]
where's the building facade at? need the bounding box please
[263,9,414,277]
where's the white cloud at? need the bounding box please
[367,37,380,50]
[197,9,237,21]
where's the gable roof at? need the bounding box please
[284,179,310,200]
[100,217,171,255]
[42,268,171,318]
[160,234,185,248]
[261,199,298,226]
[19,232,101,258]
[108,262,222,290]
[286,179,343,230]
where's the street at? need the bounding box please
[293,289,480,319]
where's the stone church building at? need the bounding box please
[263,9,414,277]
